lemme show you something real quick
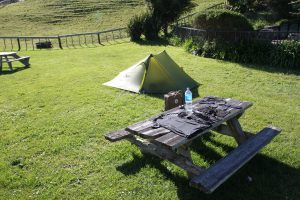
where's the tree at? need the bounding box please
[144,0,196,37]
[266,0,292,18]
[289,0,300,19]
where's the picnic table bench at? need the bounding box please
[105,96,281,193]
[0,52,30,73]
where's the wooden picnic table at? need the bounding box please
[0,52,30,73]
[105,96,281,193]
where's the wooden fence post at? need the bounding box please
[58,36,63,49]
[17,37,21,51]
[97,33,101,44]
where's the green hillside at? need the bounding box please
[0,0,223,36]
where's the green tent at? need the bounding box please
[103,51,199,93]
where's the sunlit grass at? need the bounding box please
[0,42,299,199]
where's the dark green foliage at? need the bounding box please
[227,0,249,13]
[145,0,196,33]
[290,1,300,19]
[227,0,293,19]
[183,38,200,52]
[144,0,196,39]
[193,9,253,31]
[127,12,159,41]
[227,0,268,12]
[127,14,146,41]
[184,37,300,69]
[266,0,292,18]
[143,15,161,40]
[270,40,300,68]
[128,0,195,41]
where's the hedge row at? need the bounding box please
[193,9,253,31]
[180,38,300,69]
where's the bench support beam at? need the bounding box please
[127,136,204,177]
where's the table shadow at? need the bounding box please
[0,65,30,75]
[116,134,300,200]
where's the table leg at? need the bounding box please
[176,144,198,178]
[4,56,13,72]
[127,136,204,178]
[226,117,247,145]
[12,53,20,59]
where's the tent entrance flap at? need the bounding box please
[103,51,199,93]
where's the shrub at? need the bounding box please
[127,12,160,41]
[168,36,183,46]
[183,37,300,69]
[127,14,145,41]
[270,41,300,68]
[143,15,161,40]
[266,0,292,19]
[193,9,254,31]
[183,38,199,53]
[145,0,196,37]
[227,0,249,13]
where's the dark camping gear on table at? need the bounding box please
[154,96,240,138]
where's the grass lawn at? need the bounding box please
[0,0,144,36]
[0,0,223,36]
[0,42,299,199]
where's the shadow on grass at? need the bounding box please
[117,134,300,200]
[0,65,30,75]
[134,38,170,47]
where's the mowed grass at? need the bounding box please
[0,0,223,36]
[0,42,299,199]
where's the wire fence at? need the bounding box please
[173,26,300,44]
[0,28,129,51]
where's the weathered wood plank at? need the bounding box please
[105,129,132,142]
[190,126,281,194]
[126,120,154,133]
[154,132,186,148]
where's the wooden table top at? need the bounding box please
[0,52,17,56]
[126,97,252,150]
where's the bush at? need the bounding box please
[270,41,300,68]
[266,0,292,19]
[127,13,160,41]
[227,0,249,13]
[183,38,199,53]
[168,36,183,46]
[127,14,145,41]
[193,9,254,31]
[143,15,161,40]
[183,37,300,69]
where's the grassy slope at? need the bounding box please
[0,0,223,36]
[0,42,299,199]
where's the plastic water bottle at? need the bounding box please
[185,88,193,115]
